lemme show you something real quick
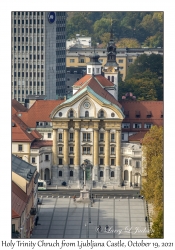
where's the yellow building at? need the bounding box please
[66,47,163,81]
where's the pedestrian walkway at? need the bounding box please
[31,197,149,239]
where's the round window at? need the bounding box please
[111,112,115,117]
[83,102,91,109]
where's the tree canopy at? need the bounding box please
[141,126,163,238]
[66,11,163,48]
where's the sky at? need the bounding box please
[0,0,174,248]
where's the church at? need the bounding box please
[50,33,125,188]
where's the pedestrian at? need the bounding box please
[145,216,147,222]
[97,225,101,232]
[73,195,76,202]
[105,225,109,232]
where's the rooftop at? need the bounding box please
[12,154,36,182]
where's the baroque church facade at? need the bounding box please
[50,34,125,188]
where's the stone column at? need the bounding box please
[115,130,122,186]
[93,129,99,182]
[63,129,69,183]
[74,126,80,185]
[104,130,110,182]
[53,128,58,166]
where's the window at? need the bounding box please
[58,133,62,142]
[99,133,104,141]
[108,76,110,81]
[128,59,133,63]
[133,123,142,129]
[111,170,114,177]
[96,68,100,74]
[144,123,152,129]
[83,133,91,142]
[18,145,23,151]
[125,159,128,165]
[45,155,49,161]
[111,133,115,142]
[88,68,91,73]
[70,147,74,154]
[80,59,84,63]
[70,133,74,141]
[136,161,140,168]
[119,59,123,63]
[83,147,91,155]
[70,59,74,63]
[111,159,115,166]
[100,170,103,177]
[59,147,62,154]
[122,134,124,140]
[122,123,130,128]
[100,158,104,165]
[12,224,15,233]
[69,110,74,118]
[111,147,115,155]
[59,158,63,165]
[99,147,104,154]
[85,111,89,117]
[47,133,51,138]
[135,111,140,118]
[99,110,104,118]
[70,170,73,176]
[112,76,114,82]
[32,157,35,163]
[70,158,74,165]
[59,171,62,176]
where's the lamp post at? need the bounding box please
[81,159,91,189]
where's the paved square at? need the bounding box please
[31,197,149,239]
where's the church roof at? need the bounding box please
[73,74,114,88]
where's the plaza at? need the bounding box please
[31,197,148,239]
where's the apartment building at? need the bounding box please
[11,11,66,103]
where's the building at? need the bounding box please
[12,31,163,188]
[66,35,91,49]
[12,155,39,238]
[66,47,163,82]
[11,11,66,103]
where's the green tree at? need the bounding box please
[143,32,163,48]
[100,32,111,48]
[93,18,111,42]
[141,126,163,238]
[116,38,141,48]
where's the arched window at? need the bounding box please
[100,171,103,177]
[70,170,73,177]
[112,76,114,82]
[99,110,104,118]
[111,171,114,177]
[108,76,110,81]
[85,111,89,117]
[124,170,128,181]
[69,110,74,118]
[59,171,62,177]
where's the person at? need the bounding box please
[97,225,101,232]
[105,225,109,232]
[145,216,148,222]
[73,195,76,202]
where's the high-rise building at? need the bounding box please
[11,11,66,103]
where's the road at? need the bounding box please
[38,189,141,199]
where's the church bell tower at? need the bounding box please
[103,21,119,100]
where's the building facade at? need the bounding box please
[11,11,66,103]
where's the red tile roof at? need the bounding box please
[128,131,147,142]
[12,209,20,219]
[31,130,43,139]
[73,74,114,87]
[31,140,53,149]
[12,122,35,142]
[12,99,28,113]
[18,100,64,127]
[12,182,28,217]
[120,100,163,132]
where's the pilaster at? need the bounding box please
[63,129,68,166]
[93,129,99,181]
[53,128,58,166]
[104,129,110,182]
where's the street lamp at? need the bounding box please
[81,159,91,189]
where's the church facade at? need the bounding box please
[50,34,125,188]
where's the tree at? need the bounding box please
[100,33,111,48]
[141,126,163,238]
[116,38,141,48]
[143,32,163,48]
[126,54,163,80]
[93,18,111,42]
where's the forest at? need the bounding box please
[66,12,163,48]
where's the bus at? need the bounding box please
[38,180,47,190]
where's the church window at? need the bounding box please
[85,111,89,117]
